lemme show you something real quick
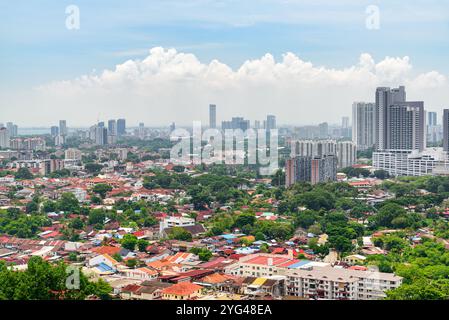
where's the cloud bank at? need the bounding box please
[10,47,449,126]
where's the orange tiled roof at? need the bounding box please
[162,282,203,296]
[91,246,121,255]
[200,273,232,284]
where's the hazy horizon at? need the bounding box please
[1,1,449,126]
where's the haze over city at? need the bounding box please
[1,0,449,126]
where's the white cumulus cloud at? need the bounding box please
[11,47,449,126]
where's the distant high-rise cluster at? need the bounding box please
[0,122,19,150]
[87,118,127,146]
[370,86,449,176]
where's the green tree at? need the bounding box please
[92,184,113,199]
[168,227,192,241]
[57,193,80,213]
[15,167,34,180]
[137,239,149,252]
[121,234,138,251]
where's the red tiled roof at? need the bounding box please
[91,246,121,255]
[162,282,203,296]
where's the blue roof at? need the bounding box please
[287,260,311,269]
[220,234,236,239]
[97,262,113,272]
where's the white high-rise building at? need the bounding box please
[337,141,357,169]
[0,127,10,149]
[59,120,68,136]
[352,102,376,151]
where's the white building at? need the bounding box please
[65,148,82,161]
[159,216,195,236]
[337,141,357,169]
[286,266,402,300]
[0,127,10,149]
[373,148,449,176]
[352,102,376,151]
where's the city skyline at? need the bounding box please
[1,1,449,127]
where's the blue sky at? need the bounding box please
[1,1,449,126]
[1,0,448,90]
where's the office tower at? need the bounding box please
[444,110,449,152]
[51,126,59,137]
[254,120,261,129]
[0,123,3,128]
[138,123,145,139]
[95,126,108,145]
[0,127,10,149]
[59,120,68,136]
[98,122,105,128]
[387,102,425,152]
[352,102,376,150]
[209,104,217,129]
[318,122,329,139]
[337,141,357,169]
[117,119,126,136]
[170,122,176,132]
[285,155,337,187]
[266,115,277,131]
[375,86,406,150]
[108,120,117,136]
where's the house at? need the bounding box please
[88,254,119,274]
[343,254,367,265]
[120,281,173,300]
[161,282,204,300]
[121,267,158,281]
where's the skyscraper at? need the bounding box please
[6,123,18,137]
[443,109,449,152]
[95,126,108,146]
[59,120,68,136]
[373,87,430,177]
[337,141,357,169]
[375,86,406,150]
[352,102,376,150]
[387,102,425,152]
[117,119,126,136]
[108,120,117,136]
[209,104,217,129]
[51,126,59,137]
[0,127,10,149]
[266,115,276,131]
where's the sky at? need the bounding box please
[1,0,449,127]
